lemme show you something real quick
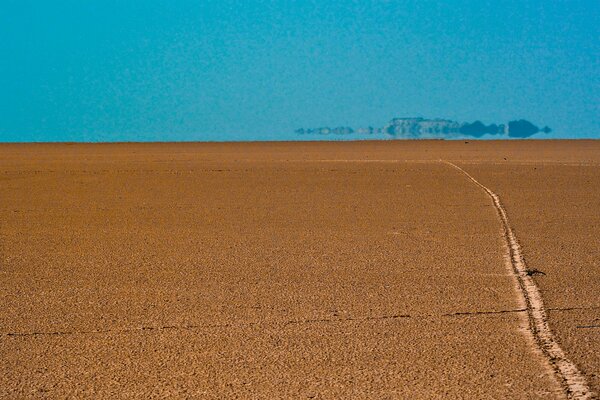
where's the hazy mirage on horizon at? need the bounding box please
[296,117,552,140]
[0,1,598,142]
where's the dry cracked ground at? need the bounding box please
[1,141,599,399]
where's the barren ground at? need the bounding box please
[1,140,598,398]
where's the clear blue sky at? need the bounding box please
[1,0,598,142]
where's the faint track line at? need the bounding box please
[442,308,526,317]
[3,306,593,338]
[443,160,594,400]
[2,315,412,338]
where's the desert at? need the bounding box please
[1,140,599,398]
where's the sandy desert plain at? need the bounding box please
[1,140,599,399]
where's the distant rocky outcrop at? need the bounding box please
[507,119,551,137]
[459,121,505,137]
[385,118,460,137]
[297,117,550,139]
[295,127,356,135]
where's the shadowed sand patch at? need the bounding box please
[443,160,595,400]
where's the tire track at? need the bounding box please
[443,160,594,399]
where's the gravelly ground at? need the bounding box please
[1,140,598,398]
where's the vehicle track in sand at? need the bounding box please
[443,160,595,400]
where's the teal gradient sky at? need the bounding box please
[1,0,599,142]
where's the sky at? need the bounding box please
[1,0,598,142]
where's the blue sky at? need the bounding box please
[1,0,598,142]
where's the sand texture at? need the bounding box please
[1,140,599,398]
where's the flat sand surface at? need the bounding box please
[1,140,599,398]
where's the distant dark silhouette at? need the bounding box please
[459,121,504,137]
[459,121,487,137]
[508,120,540,138]
[297,117,550,139]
